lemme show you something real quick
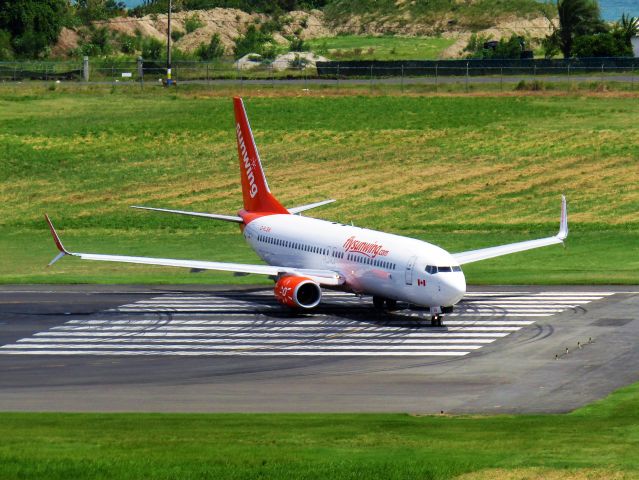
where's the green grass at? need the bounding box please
[1,85,638,284]
[2,381,639,479]
[307,35,455,60]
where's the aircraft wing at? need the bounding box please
[452,196,568,265]
[44,215,343,286]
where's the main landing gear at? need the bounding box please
[430,314,443,327]
[373,296,398,310]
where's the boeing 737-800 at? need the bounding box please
[46,97,568,325]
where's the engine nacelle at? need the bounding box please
[274,276,322,309]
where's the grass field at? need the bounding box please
[2,381,639,479]
[0,85,638,284]
[307,35,455,60]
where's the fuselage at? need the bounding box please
[241,213,466,308]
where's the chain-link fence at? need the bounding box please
[2,57,638,88]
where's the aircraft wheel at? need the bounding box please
[431,314,443,327]
[385,299,398,310]
[373,296,385,309]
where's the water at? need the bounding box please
[598,0,639,21]
[122,0,638,21]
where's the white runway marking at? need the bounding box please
[0,291,613,357]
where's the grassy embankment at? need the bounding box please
[1,381,639,479]
[324,0,555,30]
[0,86,637,284]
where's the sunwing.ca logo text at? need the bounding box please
[343,236,389,258]
[237,123,258,198]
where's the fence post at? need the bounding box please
[370,64,373,90]
[137,56,144,87]
[83,56,89,82]
[465,62,469,92]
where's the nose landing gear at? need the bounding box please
[430,306,452,327]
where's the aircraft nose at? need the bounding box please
[442,272,466,305]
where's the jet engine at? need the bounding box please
[274,276,322,309]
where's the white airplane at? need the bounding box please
[46,97,568,326]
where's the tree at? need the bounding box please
[75,0,126,25]
[0,0,69,58]
[616,14,638,44]
[234,24,275,59]
[554,0,607,58]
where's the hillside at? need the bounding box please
[52,0,556,58]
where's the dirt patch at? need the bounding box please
[51,28,80,57]
[455,468,632,480]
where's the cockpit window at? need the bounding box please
[426,265,461,274]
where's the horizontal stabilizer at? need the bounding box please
[131,206,243,223]
[288,199,336,215]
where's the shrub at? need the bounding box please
[466,34,524,59]
[171,30,185,42]
[289,53,308,69]
[196,34,225,60]
[142,37,163,59]
[288,36,308,52]
[184,14,204,34]
[572,31,633,57]
[515,79,545,91]
[0,29,14,60]
[119,34,137,54]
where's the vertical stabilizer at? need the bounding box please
[233,97,288,214]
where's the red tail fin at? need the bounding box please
[234,97,288,214]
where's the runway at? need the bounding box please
[0,290,613,357]
[1,285,638,413]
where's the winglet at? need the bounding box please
[556,195,568,241]
[44,214,69,266]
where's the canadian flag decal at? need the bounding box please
[417,279,427,287]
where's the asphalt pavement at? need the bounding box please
[0,284,637,413]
